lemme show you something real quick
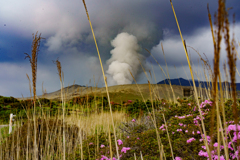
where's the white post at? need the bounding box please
[9,113,16,134]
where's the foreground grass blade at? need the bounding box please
[24,32,43,160]
[169,0,211,158]
[82,0,120,158]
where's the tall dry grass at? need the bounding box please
[53,59,66,160]
[169,0,212,158]
[170,0,238,159]
[24,32,44,160]
[65,111,127,136]
[82,0,120,158]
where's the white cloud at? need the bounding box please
[148,24,240,83]
[0,51,103,97]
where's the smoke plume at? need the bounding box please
[106,32,145,85]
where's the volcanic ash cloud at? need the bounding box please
[106,32,144,86]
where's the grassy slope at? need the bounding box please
[16,84,193,103]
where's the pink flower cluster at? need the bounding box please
[175,122,189,133]
[187,137,196,143]
[99,155,117,160]
[227,124,240,133]
[199,134,211,143]
[200,99,213,108]
[160,99,240,159]
[100,99,240,159]
[198,149,225,159]
[177,129,182,132]
[193,115,205,125]
[117,139,123,145]
[127,100,133,103]
[196,100,240,159]
[121,147,131,153]
[159,124,165,131]
[179,123,183,126]
[175,114,192,119]
[98,138,130,160]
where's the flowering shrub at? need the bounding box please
[123,98,240,159]
[78,131,132,159]
[76,98,240,159]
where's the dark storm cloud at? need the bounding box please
[0,0,240,97]
[150,1,239,35]
[1,0,239,61]
[0,33,32,63]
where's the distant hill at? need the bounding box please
[16,78,240,102]
[157,78,240,91]
[17,83,194,102]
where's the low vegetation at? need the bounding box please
[1,95,240,159]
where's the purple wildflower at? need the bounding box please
[159,124,165,130]
[128,100,133,103]
[121,147,131,153]
[179,123,183,126]
[117,139,123,145]
[187,137,196,143]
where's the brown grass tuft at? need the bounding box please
[224,9,239,154]
[24,31,44,160]
[24,32,44,103]
[53,58,66,160]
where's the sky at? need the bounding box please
[0,0,240,98]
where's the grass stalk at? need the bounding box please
[140,151,143,160]
[174,65,184,93]
[54,59,66,160]
[108,123,113,160]
[82,0,119,158]
[148,81,163,160]
[169,0,211,158]
[161,43,176,103]
[129,70,163,160]
[146,49,172,101]
[218,71,229,158]
[222,1,239,156]
[24,32,43,160]
[162,113,174,160]
[151,64,165,100]
[0,130,2,159]
[140,60,163,101]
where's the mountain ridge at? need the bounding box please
[157,77,240,91]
